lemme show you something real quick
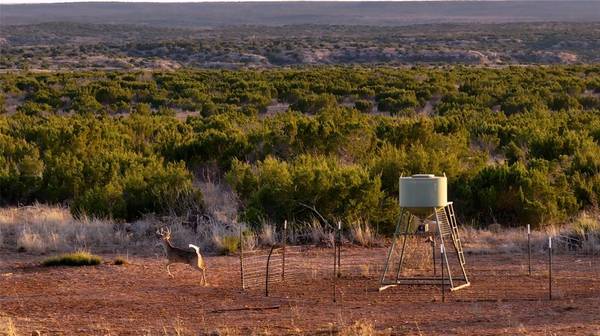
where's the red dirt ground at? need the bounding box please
[1,247,599,335]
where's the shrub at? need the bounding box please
[113,257,128,265]
[71,160,202,221]
[42,251,102,267]
[458,162,578,227]
[571,212,600,237]
[354,99,373,113]
[228,155,387,227]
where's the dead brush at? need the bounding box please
[349,221,378,247]
[304,219,334,246]
[0,204,129,254]
[460,219,600,255]
[338,319,377,336]
[259,223,276,246]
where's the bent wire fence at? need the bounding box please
[234,224,600,305]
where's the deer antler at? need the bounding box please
[157,227,171,239]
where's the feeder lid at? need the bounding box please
[411,174,435,178]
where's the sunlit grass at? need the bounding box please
[42,251,102,267]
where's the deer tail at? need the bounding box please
[188,244,200,254]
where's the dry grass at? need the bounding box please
[349,221,378,247]
[114,256,128,265]
[338,320,376,336]
[161,317,189,336]
[0,204,129,254]
[572,211,600,236]
[197,179,238,225]
[259,223,276,246]
[461,216,600,255]
[209,327,241,336]
[1,199,598,257]
[304,219,334,246]
[0,203,253,255]
[0,317,18,336]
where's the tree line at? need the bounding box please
[1,66,599,230]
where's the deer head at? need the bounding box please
[156,227,172,242]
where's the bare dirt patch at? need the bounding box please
[1,248,599,335]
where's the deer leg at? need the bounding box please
[167,264,174,278]
[197,266,207,286]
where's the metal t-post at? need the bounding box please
[337,221,342,278]
[432,238,436,276]
[240,223,245,290]
[441,243,445,303]
[282,220,287,281]
[333,229,337,302]
[266,245,276,297]
[527,224,531,276]
[548,236,553,300]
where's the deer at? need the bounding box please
[156,227,207,286]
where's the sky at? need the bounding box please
[0,0,499,4]
[0,0,574,4]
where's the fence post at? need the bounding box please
[337,221,342,278]
[282,220,287,281]
[266,245,276,297]
[431,237,436,276]
[333,227,337,302]
[527,224,531,276]
[240,223,245,290]
[441,243,445,303]
[548,236,553,300]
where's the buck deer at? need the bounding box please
[156,227,207,286]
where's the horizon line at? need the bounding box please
[0,0,580,4]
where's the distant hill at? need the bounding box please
[1,1,600,27]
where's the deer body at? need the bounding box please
[157,228,207,286]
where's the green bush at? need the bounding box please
[72,160,201,220]
[2,66,600,229]
[228,155,388,227]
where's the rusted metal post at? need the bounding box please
[333,228,337,302]
[548,236,553,300]
[337,221,342,278]
[282,220,287,281]
[441,243,445,303]
[266,245,276,297]
[527,224,531,276]
[240,223,245,290]
[432,237,436,276]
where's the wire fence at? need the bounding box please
[232,226,600,305]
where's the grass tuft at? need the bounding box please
[339,319,376,336]
[1,317,18,336]
[113,256,128,265]
[219,235,240,255]
[42,251,102,267]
